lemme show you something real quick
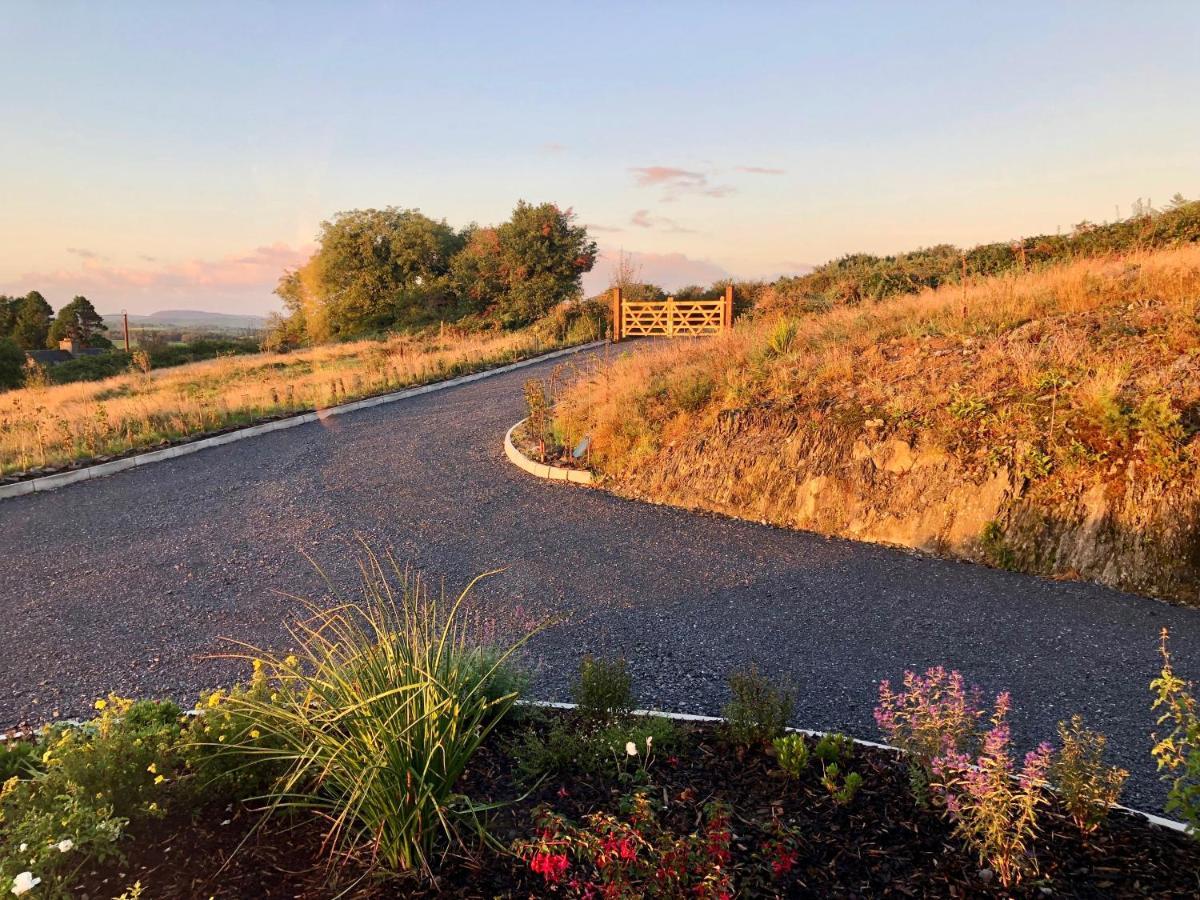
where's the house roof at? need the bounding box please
[27,349,73,364]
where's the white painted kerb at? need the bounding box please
[0,340,605,502]
[504,419,593,484]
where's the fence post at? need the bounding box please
[611,287,622,342]
[724,284,734,331]
[666,295,675,337]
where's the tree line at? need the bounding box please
[269,201,597,347]
[0,293,111,388]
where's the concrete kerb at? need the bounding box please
[504,419,593,485]
[0,340,605,502]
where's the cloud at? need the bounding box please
[1,242,313,316]
[736,166,786,175]
[66,247,103,260]
[585,222,624,233]
[629,165,735,201]
[629,209,696,233]
[582,247,732,296]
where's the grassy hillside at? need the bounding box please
[1,310,600,477]
[553,246,1200,602]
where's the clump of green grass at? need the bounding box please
[212,550,537,875]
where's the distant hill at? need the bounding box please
[100,309,268,329]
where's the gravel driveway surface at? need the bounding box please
[2,345,1199,810]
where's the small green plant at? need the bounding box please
[0,696,185,898]
[574,655,633,726]
[512,712,679,781]
[721,666,795,748]
[773,733,809,777]
[814,733,862,804]
[820,763,863,805]
[1151,629,1200,835]
[947,392,988,420]
[1050,714,1128,833]
[524,377,550,457]
[210,551,538,875]
[765,318,799,357]
[979,520,1016,570]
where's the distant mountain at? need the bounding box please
[100,309,268,329]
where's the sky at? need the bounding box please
[2,1,1198,316]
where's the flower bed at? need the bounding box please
[41,709,1198,898]
[3,556,1199,898]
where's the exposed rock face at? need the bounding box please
[603,410,1200,604]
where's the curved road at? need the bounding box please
[2,346,1199,810]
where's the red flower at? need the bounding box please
[530,851,570,883]
[771,848,798,878]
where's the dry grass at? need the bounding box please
[556,245,1200,490]
[1,327,588,475]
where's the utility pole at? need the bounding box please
[122,310,130,352]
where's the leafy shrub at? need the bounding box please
[874,667,985,802]
[1050,715,1128,833]
[0,739,38,781]
[46,352,132,385]
[209,555,536,874]
[512,712,678,781]
[1,696,185,897]
[574,655,633,726]
[517,791,734,898]
[931,692,1052,888]
[1151,629,1200,835]
[773,734,809,777]
[721,666,795,748]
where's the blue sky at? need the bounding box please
[2,1,1198,314]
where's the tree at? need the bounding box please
[47,295,107,347]
[0,337,23,389]
[305,207,465,336]
[11,292,53,350]
[490,201,597,326]
[0,295,19,339]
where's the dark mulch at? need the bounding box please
[76,712,1200,899]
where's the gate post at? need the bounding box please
[724,284,734,331]
[666,295,675,337]
[611,287,622,342]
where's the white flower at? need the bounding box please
[646,736,653,748]
[11,872,41,896]
[17,844,26,853]
[625,741,637,757]
[55,839,74,853]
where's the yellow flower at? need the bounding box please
[154,775,165,785]
[249,729,261,740]
[284,654,299,668]
[253,658,263,673]
[146,763,157,774]
[207,693,222,709]
[94,699,107,711]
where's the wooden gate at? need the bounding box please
[611,285,733,341]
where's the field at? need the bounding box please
[552,246,1200,600]
[0,322,597,477]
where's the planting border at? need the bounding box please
[2,699,1185,836]
[0,340,605,502]
[504,419,593,484]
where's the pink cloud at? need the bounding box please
[736,166,786,175]
[629,209,696,233]
[1,243,313,316]
[629,165,735,201]
[582,247,732,296]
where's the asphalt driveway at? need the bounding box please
[2,345,1199,810]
